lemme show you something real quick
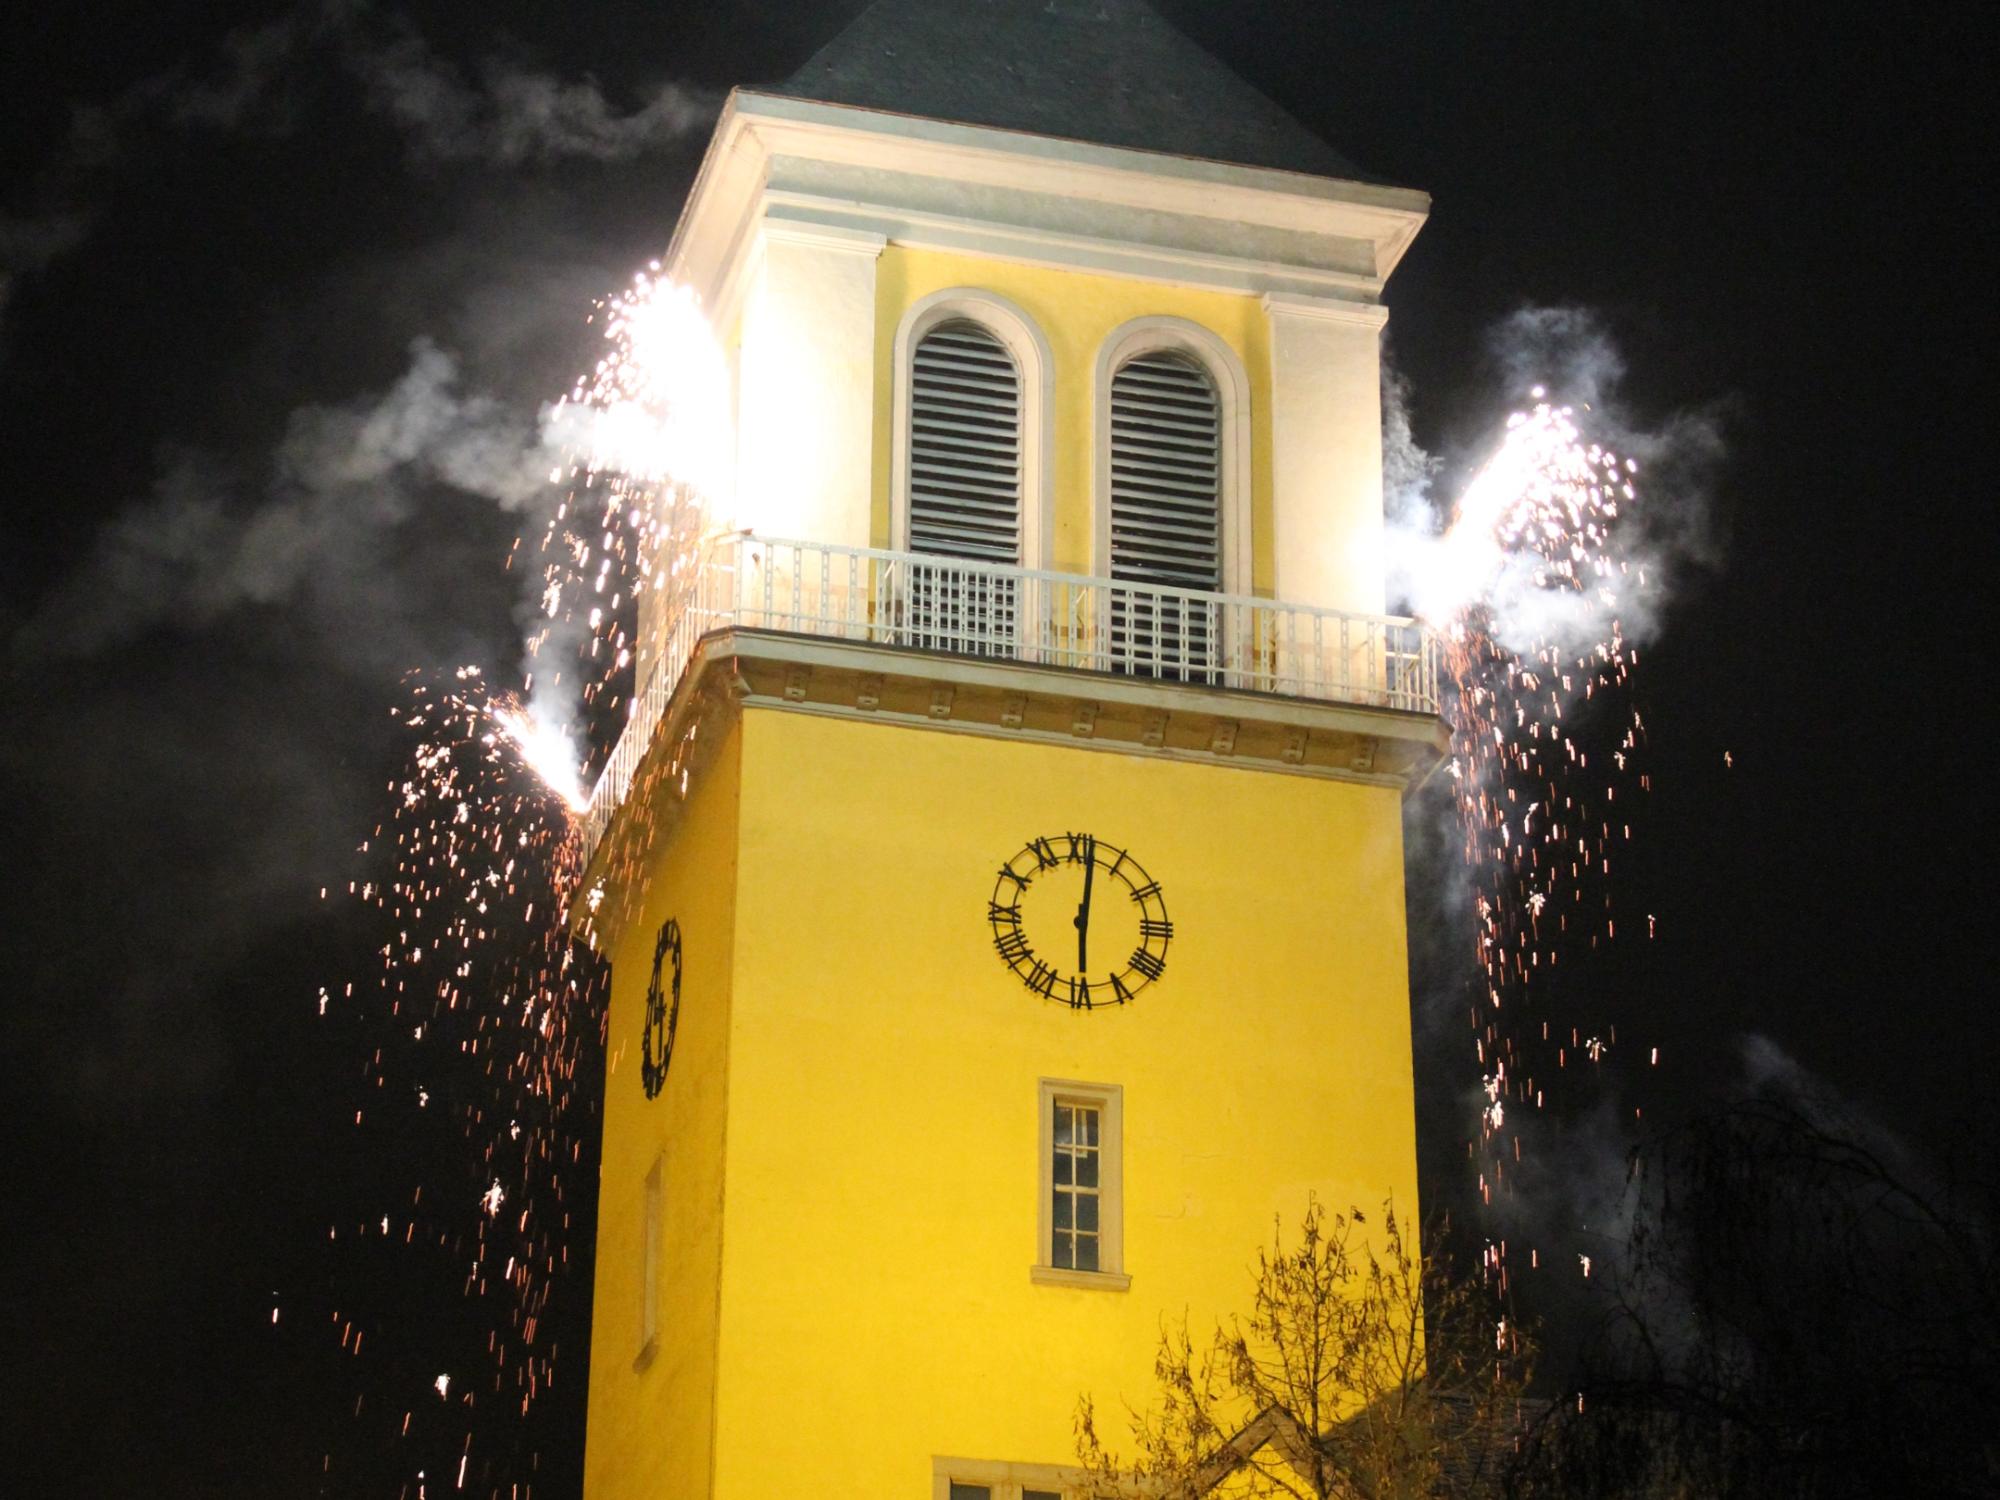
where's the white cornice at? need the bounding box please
[1261,292,1392,330]
[760,211,888,256]
[763,191,1383,301]
[667,90,1429,312]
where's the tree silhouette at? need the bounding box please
[1511,1098,2000,1499]
[1077,1200,1534,1498]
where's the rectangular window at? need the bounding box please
[638,1153,662,1364]
[1050,1102,1101,1271]
[1034,1080,1127,1289]
[932,1458,1078,1499]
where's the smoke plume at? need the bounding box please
[1384,305,1728,657]
[12,340,570,664]
[0,1,716,321]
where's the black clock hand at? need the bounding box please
[1073,835,1095,974]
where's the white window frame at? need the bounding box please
[1093,315,1253,597]
[636,1151,662,1368]
[891,287,1055,571]
[1033,1079,1128,1291]
[933,1455,1087,1499]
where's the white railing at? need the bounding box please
[578,533,1440,864]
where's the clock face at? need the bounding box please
[989,833,1171,1009]
[641,918,681,1098]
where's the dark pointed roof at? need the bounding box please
[771,0,1363,181]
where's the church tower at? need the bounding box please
[576,3,1440,1495]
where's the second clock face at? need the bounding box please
[989,833,1171,1009]
[641,917,681,1099]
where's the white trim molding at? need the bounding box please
[891,286,1055,569]
[760,208,888,257]
[1093,315,1253,597]
[1261,290,1390,330]
[665,91,1430,321]
[932,1455,1089,1499]
[1033,1077,1128,1291]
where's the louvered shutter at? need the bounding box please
[907,320,1021,655]
[910,322,1022,562]
[1108,351,1222,677]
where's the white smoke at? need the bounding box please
[1384,306,1727,656]
[348,27,716,166]
[14,339,572,662]
[0,1,716,320]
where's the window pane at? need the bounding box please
[1076,1233,1100,1271]
[1080,1107,1099,1146]
[1055,1104,1073,1146]
[1054,1151,1072,1185]
[1078,1194,1099,1233]
[1053,1231,1075,1269]
[1075,1150,1098,1188]
[1054,1192,1072,1230]
[1025,1492,1061,1500]
[949,1485,992,1500]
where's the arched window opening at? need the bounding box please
[1108,349,1223,678]
[906,318,1021,656]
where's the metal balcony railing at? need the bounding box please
[577,533,1440,867]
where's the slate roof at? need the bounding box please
[770,0,1364,181]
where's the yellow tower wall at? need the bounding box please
[583,721,745,1500]
[705,705,1418,1493]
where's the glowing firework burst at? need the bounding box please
[492,706,589,815]
[1409,392,1656,1275]
[314,269,728,1495]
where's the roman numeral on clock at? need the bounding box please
[1128,948,1166,981]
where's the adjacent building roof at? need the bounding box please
[771,0,1364,181]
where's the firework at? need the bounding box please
[312,270,727,1496]
[1413,393,1654,1254]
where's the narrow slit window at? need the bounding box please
[639,1154,663,1360]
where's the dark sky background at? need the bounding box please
[2,2,1989,1495]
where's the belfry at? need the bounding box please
[576,2,1441,1494]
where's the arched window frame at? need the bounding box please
[1093,316,1252,597]
[890,288,1054,570]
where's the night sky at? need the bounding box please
[2,3,1989,1494]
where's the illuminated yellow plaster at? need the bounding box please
[585,703,1420,1497]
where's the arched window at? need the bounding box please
[908,319,1022,565]
[1108,349,1222,591]
[904,317,1022,656]
[1108,348,1223,677]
